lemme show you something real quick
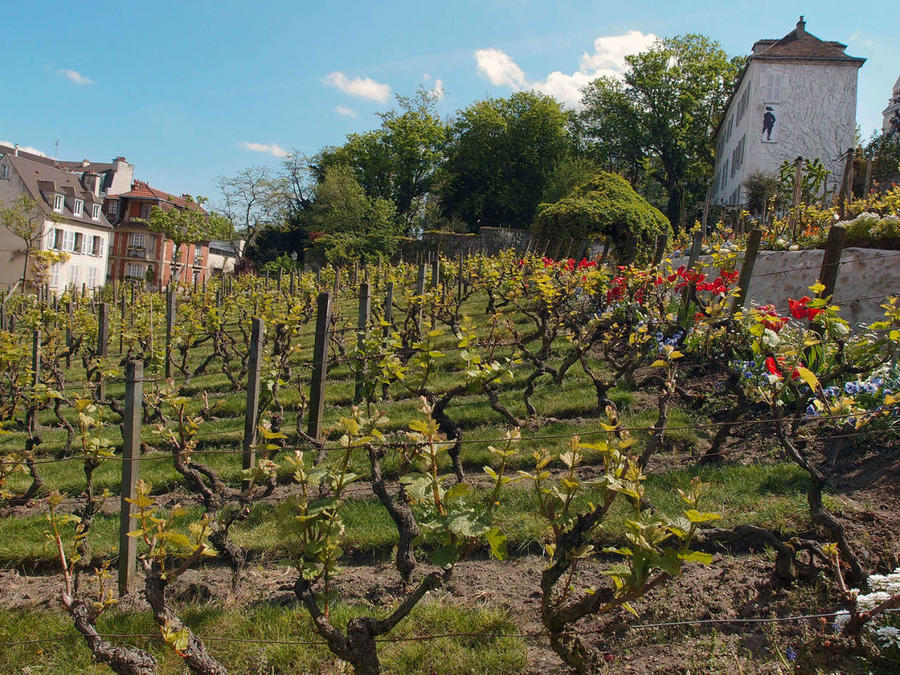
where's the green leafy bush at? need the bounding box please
[533,172,672,263]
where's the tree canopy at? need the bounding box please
[580,34,742,229]
[441,91,573,230]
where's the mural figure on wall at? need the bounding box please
[762,106,777,142]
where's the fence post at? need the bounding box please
[65,302,73,368]
[430,256,439,289]
[289,269,296,295]
[818,224,846,300]
[731,229,763,312]
[277,268,283,292]
[416,263,427,330]
[119,293,126,354]
[653,234,668,265]
[118,360,142,596]
[307,292,332,441]
[243,318,264,488]
[333,267,340,295]
[29,329,40,432]
[354,282,371,404]
[383,281,394,339]
[97,302,109,357]
[164,290,175,378]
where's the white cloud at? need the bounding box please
[238,141,289,158]
[429,78,445,101]
[0,140,48,156]
[57,68,94,85]
[579,31,658,73]
[323,72,391,102]
[474,30,658,109]
[334,105,358,117]
[475,48,527,89]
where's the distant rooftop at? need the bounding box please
[750,16,865,64]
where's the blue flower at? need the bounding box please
[844,381,860,395]
[805,404,819,418]
[785,646,797,662]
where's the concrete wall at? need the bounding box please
[398,227,531,259]
[672,247,900,326]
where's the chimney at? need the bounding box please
[14,144,19,156]
[796,16,806,36]
[82,159,90,167]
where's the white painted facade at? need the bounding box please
[0,152,112,293]
[712,19,863,206]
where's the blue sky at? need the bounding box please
[3,0,896,203]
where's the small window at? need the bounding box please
[63,230,75,252]
[126,262,144,279]
[52,229,63,250]
[49,263,60,288]
[0,163,8,179]
[140,202,153,219]
[92,236,103,256]
[73,232,84,254]
[73,199,84,217]
[69,265,80,286]
[128,232,146,248]
[87,266,98,288]
[194,243,202,259]
[91,204,101,220]
[53,194,65,213]
[107,200,119,217]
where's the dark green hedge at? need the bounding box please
[533,172,672,263]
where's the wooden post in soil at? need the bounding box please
[118,360,143,596]
[307,292,332,442]
[97,303,109,400]
[119,293,126,354]
[837,148,854,221]
[416,262,426,331]
[30,329,40,433]
[242,318,264,490]
[818,224,846,300]
[653,234,668,266]
[354,283,371,404]
[65,302,73,369]
[164,290,175,379]
[790,156,804,240]
[383,282,394,339]
[731,229,763,312]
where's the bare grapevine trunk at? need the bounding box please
[67,599,158,674]
[144,561,227,675]
[368,446,420,581]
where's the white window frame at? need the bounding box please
[49,263,60,288]
[73,199,84,217]
[87,266,98,288]
[91,204,101,220]
[128,232,146,248]
[125,263,145,280]
[53,194,65,213]
[63,230,75,252]
[73,232,84,254]
[0,163,8,179]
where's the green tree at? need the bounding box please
[580,34,742,229]
[316,88,447,232]
[441,91,572,230]
[310,164,400,263]
[141,196,233,283]
[0,194,62,288]
[216,165,285,254]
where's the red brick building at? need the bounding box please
[105,180,210,288]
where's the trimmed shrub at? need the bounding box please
[533,172,672,263]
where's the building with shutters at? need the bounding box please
[105,180,210,288]
[0,147,114,293]
[712,17,865,206]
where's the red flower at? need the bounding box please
[765,356,782,378]
[759,305,787,333]
[788,296,823,321]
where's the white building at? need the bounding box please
[0,150,113,293]
[712,17,864,206]
[882,75,900,136]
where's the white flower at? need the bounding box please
[833,610,850,628]
[874,625,900,649]
[857,591,891,612]
[867,569,900,594]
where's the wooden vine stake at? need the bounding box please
[307,292,332,441]
[354,282,371,404]
[242,317,264,489]
[118,360,143,596]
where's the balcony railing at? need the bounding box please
[126,247,146,259]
